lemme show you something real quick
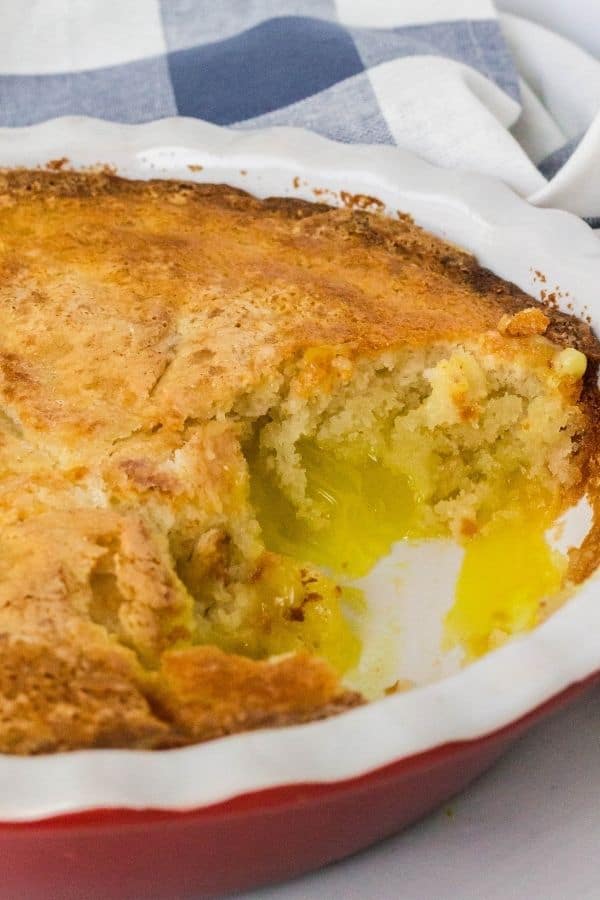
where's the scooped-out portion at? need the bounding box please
[245,339,585,661]
[0,168,596,754]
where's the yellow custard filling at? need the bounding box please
[445,509,567,659]
[249,438,421,579]
[190,551,363,675]
[248,432,568,667]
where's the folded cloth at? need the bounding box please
[0,1,598,223]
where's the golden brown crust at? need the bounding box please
[0,639,170,755]
[0,639,359,754]
[498,307,550,337]
[155,647,362,745]
[0,167,596,452]
[0,168,596,754]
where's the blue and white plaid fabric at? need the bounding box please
[1,1,599,223]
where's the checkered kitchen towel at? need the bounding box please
[1,1,600,222]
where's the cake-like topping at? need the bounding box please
[0,169,596,754]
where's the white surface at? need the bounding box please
[244,688,600,900]
[0,116,599,821]
[0,0,167,73]
[501,14,600,216]
[364,54,539,197]
[245,4,600,898]
[499,0,600,61]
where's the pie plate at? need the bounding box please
[0,116,600,900]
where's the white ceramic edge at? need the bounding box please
[0,116,599,822]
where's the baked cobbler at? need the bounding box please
[0,170,597,753]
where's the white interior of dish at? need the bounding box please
[0,116,599,821]
[348,496,594,697]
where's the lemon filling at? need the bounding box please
[445,510,567,659]
[188,549,363,674]
[248,436,567,666]
[174,342,585,683]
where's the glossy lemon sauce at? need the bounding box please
[250,440,425,579]
[445,511,566,659]
[249,438,567,671]
[192,554,363,675]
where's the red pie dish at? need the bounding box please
[0,117,599,898]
